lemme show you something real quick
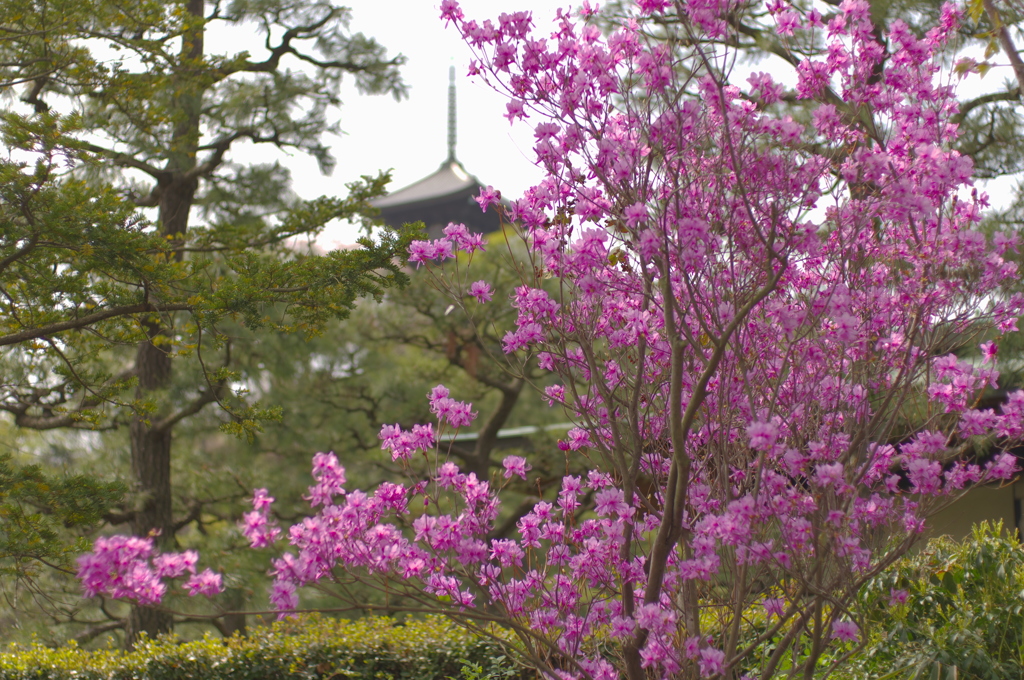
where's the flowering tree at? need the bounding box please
[79,0,1024,677]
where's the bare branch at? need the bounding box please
[72,620,126,645]
[953,87,1021,125]
[152,387,221,434]
[983,0,1024,91]
[78,142,171,182]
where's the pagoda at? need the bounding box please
[373,67,502,239]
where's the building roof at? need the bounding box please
[370,68,503,237]
[373,160,478,210]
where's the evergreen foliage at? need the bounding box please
[0,0,413,643]
[0,454,124,582]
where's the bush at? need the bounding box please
[841,521,1024,680]
[0,615,525,680]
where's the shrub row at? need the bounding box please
[0,615,524,680]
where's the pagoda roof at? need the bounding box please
[374,160,479,211]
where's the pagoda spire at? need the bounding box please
[447,65,457,163]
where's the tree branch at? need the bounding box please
[103,509,136,525]
[78,142,171,182]
[187,129,254,179]
[153,386,222,434]
[236,12,337,75]
[0,231,41,276]
[72,619,126,645]
[0,302,191,347]
[983,0,1024,91]
[952,87,1021,125]
[471,377,525,467]
[171,501,204,534]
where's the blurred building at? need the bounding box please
[373,67,503,239]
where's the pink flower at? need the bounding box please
[986,452,1019,480]
[443,222,486,253]
[502,455,531,480]
[269,580,298,613]
[183,568,224,597]
[475,186,501,212]
[980,340,998,364]
[430,385,450,403]
[594,488,633,519]
[566,427,592,450]
[763,597,785,618]
[446,400,477,428]
[505,99,526,122]
[831,620,859,642]
[699,647,725,677]
[252,488,274,511]
[439,0,463,23]
[242,510,281,548]
[153,550,198,579]
[747,421,779,451]
[624,202,648,228]
[408,239,454,264]
[544,386,566,408]
[469,280,494,303]
[815,462,845,490]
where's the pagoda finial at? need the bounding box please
[447,65,457,163]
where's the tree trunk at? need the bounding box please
[124,0,205,646]
[126,332,175,647]
[122,0,204,647]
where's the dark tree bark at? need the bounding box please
[126,326,176,645]
[125,0,204,645]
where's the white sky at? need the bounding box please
[256,0,572,246]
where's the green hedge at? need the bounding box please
[0,615,524,680]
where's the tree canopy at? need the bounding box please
[0,0,414,644]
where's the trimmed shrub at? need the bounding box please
[0,615,525,680]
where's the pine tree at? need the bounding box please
[0,0,412,644]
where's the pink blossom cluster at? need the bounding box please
[242,488,280,548]
[378,423,435,461]
[428,384,477,429]
[429,0,1022,675]
[77,536,222,604]
[407,222,486,265]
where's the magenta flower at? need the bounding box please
[980,340,998,364]
[889,588,909,606]
[831,621,860,643]
[153,550,198,579]
[624,202,648,228]
[501,455,531,480]
[746,421,779,451]
[439,0,463,23]
[183,568,224,597]
[269,580,298,613]
[698,648,725,677]
[428,385,477,428]
[475,185,501,212]
[468,280,493,303]
[408,239,454,264]
[594,488,632,519]
[443,222,486,253]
